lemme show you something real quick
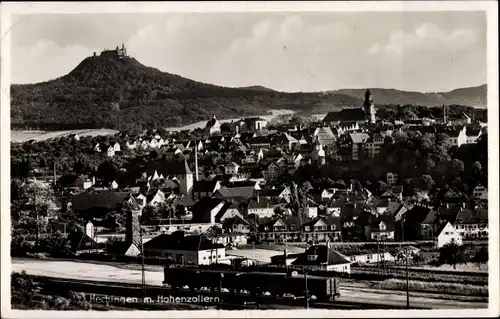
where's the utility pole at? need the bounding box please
[406,244,410,309]
[304,269,309,310]
[219,273,224,301]
[377,237,380,273]
[383,239,386,277]
[402,217,409,309]
[140,226,146,300]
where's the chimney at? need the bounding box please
[194,143,199,181]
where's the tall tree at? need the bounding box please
[438,242,468,270]
[11,180,59,249]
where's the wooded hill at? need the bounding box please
[11,53,487,131]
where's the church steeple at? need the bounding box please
[363,89,376,123]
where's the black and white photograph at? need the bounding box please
[1,1,498,317]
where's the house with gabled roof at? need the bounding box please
[214,185,256,201]
[262,162,280,180]
[215,202,244,223]
[453,207,488,240]
[443,125,467,147]
[436,221,463,248]
[348,133,370,160]
[144,231,225,265]
[466,127,482,144]
[192,180,221,200]
[291,245,351,273]
[147,189,166,206]
[340,202,366,228]
[365,214,395,241]
[323,107,368,127]
[126,140,138,150]
[364,133,385,158]
[246,197,274,218]
[222,215,251,234]
[313,126,336,146]
[112,142,121,152]
[190,197,228,225]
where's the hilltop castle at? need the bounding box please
[93,43,128,59]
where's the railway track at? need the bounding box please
[31,275,412,310]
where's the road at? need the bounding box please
[11,259,487,309]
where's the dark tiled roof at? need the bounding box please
[144,233,224,251]
[323,108,367,123]
[191,197,227,223]
[145,159,192,177]
[405,205,433,224]
[455,208,488,224]
[292,245,350,266]
[215,186,255,199]
[248,197,273,209]
[71,191,130,212]
[192,180,219,193]
[222,216,250,228]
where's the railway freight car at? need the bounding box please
[163,266,340,302]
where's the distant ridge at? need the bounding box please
[10,47,487,131]
[331,84,487,108]
[236,85,276,92]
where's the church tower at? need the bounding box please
[363,89,376,123]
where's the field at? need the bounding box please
[164,109,295,132]
[11,129,119,143]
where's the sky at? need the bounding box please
[10,11,487,93]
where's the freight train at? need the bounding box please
[163,266,340,302]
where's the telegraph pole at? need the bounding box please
[402,217,409,309]
[304,269,309,309]
[140,226,146,300]
[406,246,410,309]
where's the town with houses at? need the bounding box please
[11,87,488,269]
[10,73,490,310]
[4,3,494,311]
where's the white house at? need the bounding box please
[321,189,335,201]
[126,140,138,150]
[436,221,463,248]
[247,198,274,218]
[143,233,226,265]
[473,184,488,200]
[148,190,166,206]
[110,180,119,190]
[106,146,115,157]
[446,126,467,147]
[112,142,121,152]
[304,206,318,219]
[94,143,101,153]
[225,162,240,175]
